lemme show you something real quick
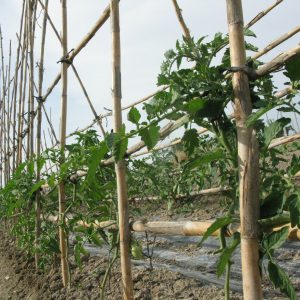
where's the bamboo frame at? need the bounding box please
[226,1,262,299]
[110,1,134,298]
[58,0,70,288]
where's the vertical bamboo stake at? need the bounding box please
[12,0,26,172]
[0,27,8,185]
[226,1,262,299]
[58,0,70,288]
[34,0,48,269]
[26,0,35,159]
[7,41,12,181]
[110,1,134,299]
[17,8,29,166]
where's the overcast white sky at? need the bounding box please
[0,0,300,147]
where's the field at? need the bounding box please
[1,1,300,299]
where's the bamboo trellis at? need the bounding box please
[0,0,300,299]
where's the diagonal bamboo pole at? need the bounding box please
[226,1,262,299]
[70,64,106,136]
[42,4,111,103]
[35,0,49,269]
[245,0,284,29]
[110,1,134,299]
[171,0,192,40]
[253,24,300,60]
[58,0,70,288]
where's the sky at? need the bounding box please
[0,0,300,149]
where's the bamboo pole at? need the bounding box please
[12,0,26,172]
[64,86,167,140]
[256,44,300,78]
[226,1,262,299]
[26,0,35,159]
[46,216,300,241]
[17,11,29,166]
[58,0,70,288]
[70,65,106,136]
[0,27,8,185]
[42,4,111,103]
[245,0,284,29]
[253,24,300,60]
[34,0,48,269]
[171,0,192,40]
[110,1,134,299]
[269,132,300,149]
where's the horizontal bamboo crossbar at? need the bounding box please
[47,216,300,241]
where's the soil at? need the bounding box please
[0,226,241,300]
[1,194,299,300]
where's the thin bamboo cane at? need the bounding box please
[65,86,168,139]
[253,24,300,60]
[12,0,26,172]
[110,1,134,299]
[0,27,8,185]
[58,0,70,288]
[70,64,106,136]
[26,0,36,159]
[43,129,53,171]
[41,104,58,144]
[226,1,262,299]
[17,14,28,165]
[6,41,12,181]
[34,0,48,269]
[171,0,192,40]
[245,0,284,29]
[17,10,29,166]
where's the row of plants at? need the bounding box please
[0,30,300,298]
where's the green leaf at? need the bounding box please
[182,129,199,156]
[217,232,240,277]
[28,180,45,197]
[87,143,109,183]
[113,125,128,161]
[185,149,223,171]
[128,107,141,125]
[288,194,300,228]
[74,242,88,268]
[139,124,160,150]
[244,28,257,38]
[90,232,102,247]
[263,226,289,252]
[260,191,284,218]
[268,260,297,300]
[184,98,206,114]
[264,118,291,148]
[285,54,300,81]
[198,216,232,246]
